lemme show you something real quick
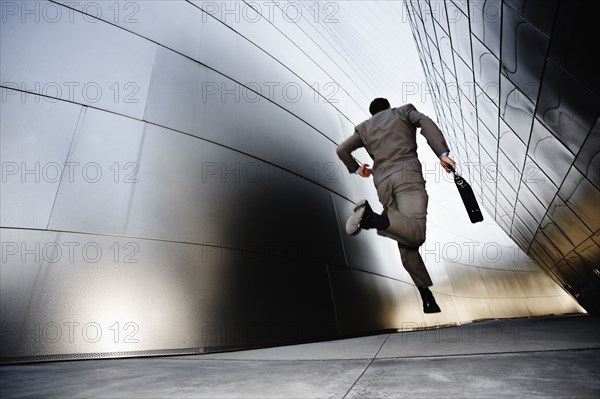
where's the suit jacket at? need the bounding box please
[336,104,450,187]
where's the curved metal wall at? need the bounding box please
[0,0,583,363]
[405,0,599,314]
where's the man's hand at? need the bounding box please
[358,163,372,178]
[440,155,456,173]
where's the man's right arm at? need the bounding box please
[336,131,364,174]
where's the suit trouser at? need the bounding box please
[375,173,433,288]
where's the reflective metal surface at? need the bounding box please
[0,0,589,363]
[408,0,599,314]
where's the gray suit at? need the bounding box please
[336,104,450,287]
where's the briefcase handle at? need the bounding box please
[448,165,460,177]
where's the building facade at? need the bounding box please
[0,0,586,362]
[406,0,599,313]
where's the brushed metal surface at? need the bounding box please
[0,95,81,228]
[1,0,588,363]
[501,3,549,102]
[48,109,145,235]
[470,0,501,57]
[528,119,574,186]
[55,0,205,61]
[0,228,337,359]
[0,5,155,119]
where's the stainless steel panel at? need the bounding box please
[524,297,568,316]
[547,197,592,248]
[327,266,427,334]
[528,119,574,186]
[47,109,145,235]
[421,1,437,42]
[460,91,478,132]
[511,221,533,248]
[496,176,517,209]
[574,118,600,188]
[533,229,565,264]
[446,264,489,298]
[437,29,454,72]
[446,1,472,66]
[472,37,499,105]
[476,87,499,137]
[556,261,586,287]
[573,239,600,277]
[496,151,517,190]
[426,37,444,82]
[498,145,520,181]
[549,1,598,93]
[516,183,545,224]
[501,4,548,102]
[516,271,562,297]
[0,6,156,119]
[454,55,475,98]
[55,0,204,61]
[499,120,527,172]
[513,202,537,239]
[122,123,345,267]
[540,216,575,257]
[559,167,600,232]
[479,269,526,298]
[430,0,450,35]
[537,59,599,155]
[486,298,530,319]
[451,296,493,322]
[505,0,558,35]
[500,74,534,145]
[564,250,595,283]
[470,0,501,57]
[529,240,557,270]
[450,0,469,17]
[142,46,207,134]
[144,48,348,197]
[196,11,344,143]
[522,157,558,209]
[0,95,81,228]
[0,228,337,359]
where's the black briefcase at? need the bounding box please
[450,167,483,223]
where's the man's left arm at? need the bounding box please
[403,104,455,172]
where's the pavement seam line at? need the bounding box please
[341,334,392,399]
[376,346,600,361]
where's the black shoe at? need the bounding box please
[358,200,389,230]
[345,200,369,235]
[346,200,389,235]
[418,287,441,314]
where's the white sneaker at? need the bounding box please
[345,200,368,235]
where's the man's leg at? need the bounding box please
[376,179,428,249]
[398,245,432,288]
[377,178,441,313]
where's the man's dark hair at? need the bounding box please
[369,98,391,115]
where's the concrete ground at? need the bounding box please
[1,314,599,398]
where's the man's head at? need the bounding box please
[369,98,391,115]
